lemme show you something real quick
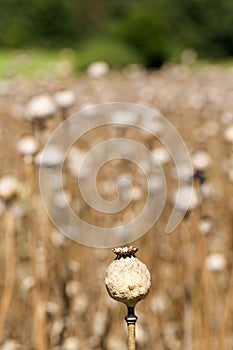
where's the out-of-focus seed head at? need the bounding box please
[67,260,80,273]
[172,185,199,212]
[204,253,227,272]
[92,310,108,337]
[67,147,86,177]
[17,135,39,156]
[20,276,35,295]
[221,112,233,126]
[54,190,71,209]
[0,176,19,202]
[72,294,88,316]
[51,319,64,344]
[51,230,67,247]
[170,164,193,182]
[35,145,64,168]
[199,217,213,235]
[192,151,212,171]
[152,147,171,165]
[132,186,143,201]
[65,280,80,298]
[62,337,80,350]
[0,339,21,350]
[87,61,109,78]
[105,246,151,307]
[224,125,233,143]
[46,301,59,317]
[54,90,76,111]
[25,94,57,122]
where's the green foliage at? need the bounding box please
[0,50,63,78]
[108,0,233,65]
[0,0,30,46]
[166,0,233,57]
[108,3,174,67]
[27,0,74,46]
[0,0,233,67]
[75,38,145,71]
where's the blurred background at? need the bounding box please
[1,1,233,350]
[0,0,233,76]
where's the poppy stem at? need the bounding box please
[125,306,138,350]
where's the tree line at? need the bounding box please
[1,0,233,66]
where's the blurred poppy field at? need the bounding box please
[0,61,233,349]
[1,1,233,349]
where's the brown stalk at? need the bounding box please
[24,158,49,350]
[0,206,16,342]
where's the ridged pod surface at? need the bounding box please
[105,247,151,307]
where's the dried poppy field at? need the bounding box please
[0,62,233,350]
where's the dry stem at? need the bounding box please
[0,207,16,342]
[127,323,136,350]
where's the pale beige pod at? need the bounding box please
[54,90,76,111]
[87,61,109,78]
[25,94,57,122]
[0,176,20,202]
[105,246,151,307]
[105,247,151,350]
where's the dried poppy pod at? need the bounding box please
[54,90,76,119]
[25,94,57,123]
[25,94,57,136]
[35,145,64,168]
[0,176,20,204]
[87,61,109,78]
[17,135,39,157]
[105,246,151,307]
[105,246,151,350]
[224,125,233,143]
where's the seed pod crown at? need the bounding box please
[112,246,138,259]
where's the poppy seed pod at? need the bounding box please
[17,135,39,156]
[87,61,109,78]
[54,90,76,111]
[192,150,212,171]
[0,176,19,202]
[25,94,57,122]
[105,246,151,307]
[35,145,64,168]
[224,125,233,143]
[152,147,171,165]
